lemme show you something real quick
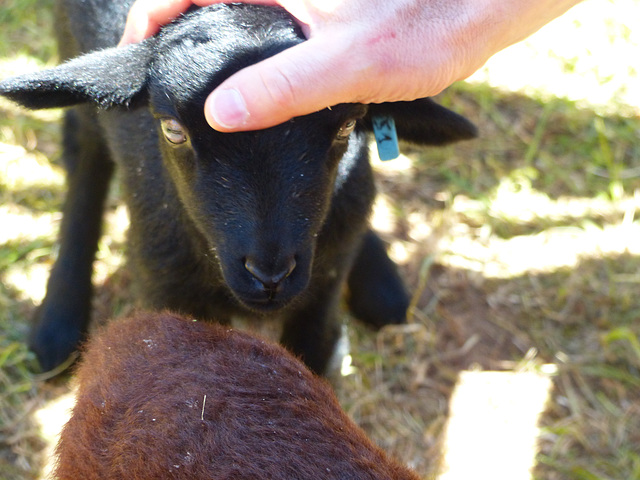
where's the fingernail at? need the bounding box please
[208,88,249,129]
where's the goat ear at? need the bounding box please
[364,98,478,146]
[0,42,154,110]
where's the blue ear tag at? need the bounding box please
[372,115,400,161]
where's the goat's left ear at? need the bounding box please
[363,98,478,146]
[0,42,154,110]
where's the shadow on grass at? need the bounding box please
[430,82,640,202]
[0,184,65,214]
[0,278,41,480]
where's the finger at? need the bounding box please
[118,0,297,46]
[204,36,364,131]
[192,0,281,4]
[192,0,312,32]
[119,0,195,45]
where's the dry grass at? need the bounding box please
[1,0,640,479]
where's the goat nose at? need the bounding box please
[244,257,296,291]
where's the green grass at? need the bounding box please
[1,1,61,477]
[1,0,640,479]
[0,0,57,63]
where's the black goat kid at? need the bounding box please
[0,1,476,374]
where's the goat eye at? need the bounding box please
[336,119,357,140]
[160,118,188,145]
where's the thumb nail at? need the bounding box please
[207,88,249,130]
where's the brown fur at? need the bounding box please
[55,311,420,479]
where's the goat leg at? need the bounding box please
[280,278,345,375]
[347,229,409,328]
[29,108,114,372]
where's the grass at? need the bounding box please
[1,0,640,479]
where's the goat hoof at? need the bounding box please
[348,292,408,329]
[29,310,84,373]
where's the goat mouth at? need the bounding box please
[236,295,292,313]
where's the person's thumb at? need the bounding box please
[204,37,360,132]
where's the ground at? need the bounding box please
[1,1,639,479]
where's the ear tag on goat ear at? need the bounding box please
[372,115,400,161]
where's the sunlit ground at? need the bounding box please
[439,370,554,480]
[467,0,640,116]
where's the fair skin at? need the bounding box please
[119,0,583,132]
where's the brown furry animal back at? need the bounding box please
[55,311,420,479]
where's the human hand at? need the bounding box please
[120,0,582,132]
